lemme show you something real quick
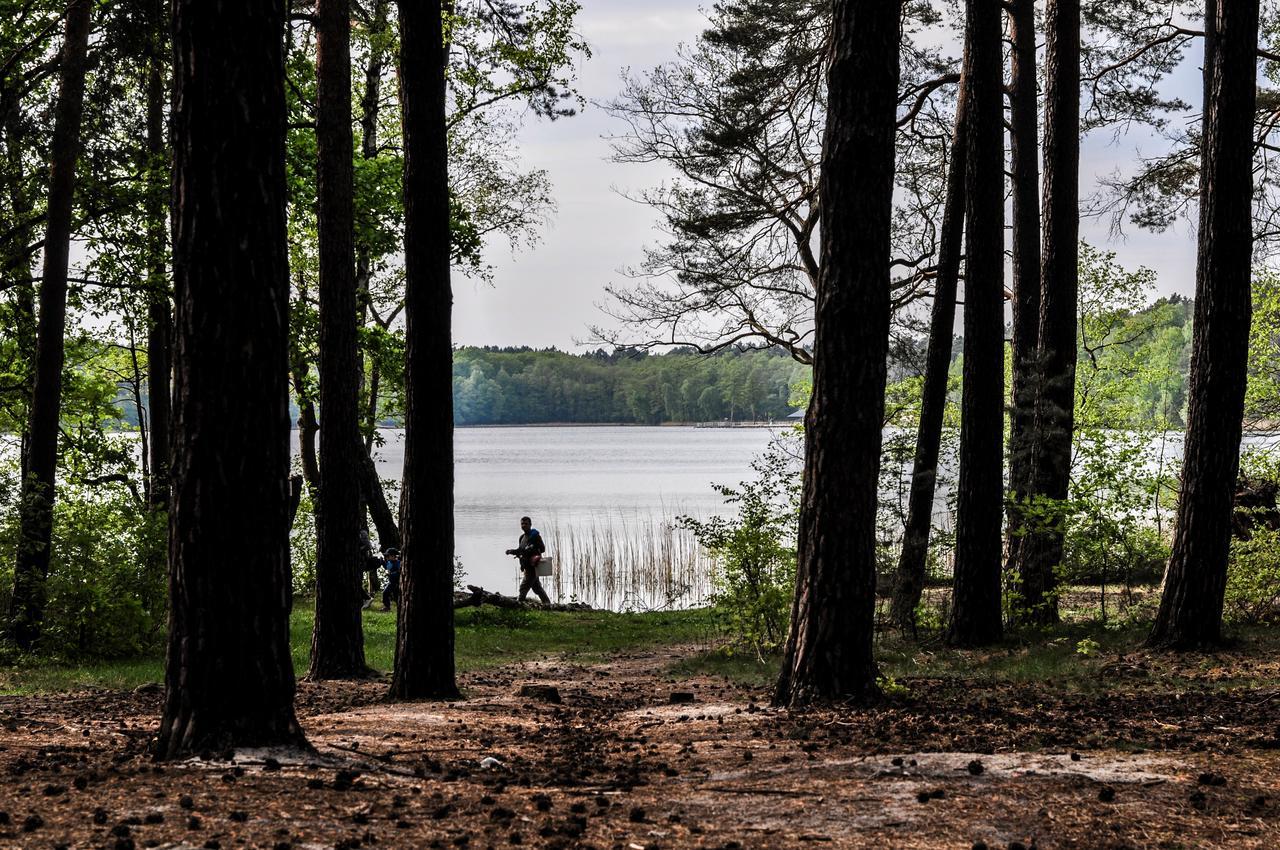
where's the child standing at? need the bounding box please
[381,547,401,611]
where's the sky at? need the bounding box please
[451,1,1206,350]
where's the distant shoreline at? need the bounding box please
[405,421,793,429]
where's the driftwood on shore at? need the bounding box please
[452,585,592,612]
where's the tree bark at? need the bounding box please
[773,0,901,707]
[360,445,401,551]
[3,111,38,480]
[354,0,396,540]
[145,0,171,512]
[1150,0,1257,649]
[891,67,969,632]
[948,0,1005,648]
[7,0,92,651]
[356,0,388,345]
[389,0,460,701]
[158,0,307,758]
[1005,0,1041,588]
[1016,0,1081,626]
[309,0,368,680]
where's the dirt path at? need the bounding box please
[0,645,1277,849]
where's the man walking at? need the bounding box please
[506,515,551,605]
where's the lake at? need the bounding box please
[366,425,787,607]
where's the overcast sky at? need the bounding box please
[452,1,1205,350]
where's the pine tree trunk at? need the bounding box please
[355,0,388,350]
[8,0,92,651]
[1005,0,1041,588]
[290,348,322,496]
[1150,0,1257,649]
[309,0,368,680]
[948,0,1005,648]
[158,0,307,758]
[145,0,171,512]
[3,112,38,480]
[892,72,968,631]
[774,0,901,707]
[354,0,396,540]
[1018,0,1081,625]
[360,446,401,551]
[389,0,460,701]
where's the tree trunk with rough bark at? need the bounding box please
[354,0,396,542]
[8,0,92,651]
[309,0,368,680]
[1150,0,1256,649]
[360,447,401,551]
[145,0,171,512]
[892,69,968,632]
[157,0,307,758]
[774,0,901,707]
[356,0,388,350]
[3,111,39,481]
[1016,0,1081,626]
[389,0,460,701]
[1005,0,1041,587]
[948,0,1005,648]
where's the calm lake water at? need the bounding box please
[367,425,786,606]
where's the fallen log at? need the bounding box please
[452,585,592,612]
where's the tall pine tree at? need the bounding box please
[8,0,93,651]
[774,0,901,706]
[948,0,1005,647]
[389,0,460,701]
[157,0,306,757]
[1150,0,1258,649]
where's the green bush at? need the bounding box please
[289,479,318,596]
[42,486,167,658]
[0,479,167,660]
[1227,522,1280,624]
[682,434,799,657]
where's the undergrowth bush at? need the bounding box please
[44,486,167,657]
[1226,525,1280,623]
[682,433,799,658]
[1226,451,1280,623]
[0,479,166,660]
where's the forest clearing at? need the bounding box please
[1,612,1278,849]
[8,0,1280,847]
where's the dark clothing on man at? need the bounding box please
[381,555,402,611]
[510,526,550,605]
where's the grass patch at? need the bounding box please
[664,619,1280,694]
[0,602,719,695]
[668,650,780,688]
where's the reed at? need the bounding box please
[543,509,714,611]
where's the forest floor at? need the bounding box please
[0,627,1278,850]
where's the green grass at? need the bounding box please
[0,602,719,695]
[7,604,1277,698]
[668,650,779,688]
[667,619,1280,694]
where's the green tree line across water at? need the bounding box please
[85,282,1200,433]
[452,346,810,425]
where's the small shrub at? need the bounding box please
[5,483,168,660]
[1227,523,1280,623]
[1075,637,1100,657]
[682,433,800,658]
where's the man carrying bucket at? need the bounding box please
[506,515,551,605]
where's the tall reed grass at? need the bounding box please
[543,509,713,611]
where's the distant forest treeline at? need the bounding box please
[97,292,1202,430]
[451,346,810,425]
